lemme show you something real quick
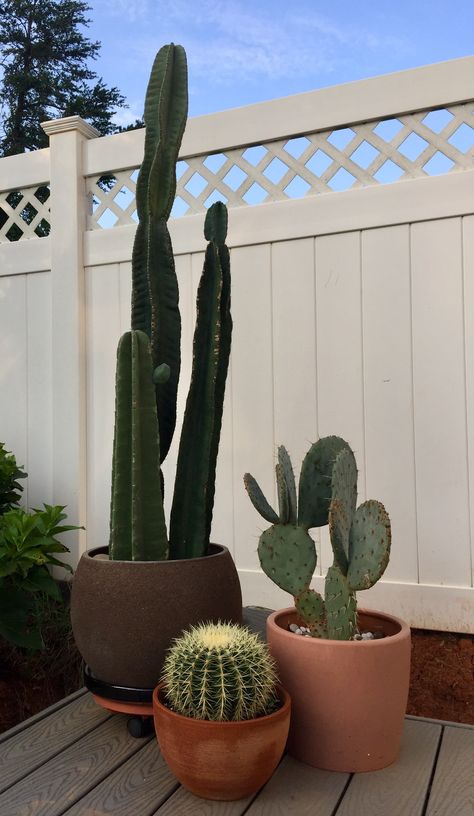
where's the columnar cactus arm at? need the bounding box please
[131,43,187,463]
[169,203,232,559]
[202,209,232,544]
[109,331,168,561]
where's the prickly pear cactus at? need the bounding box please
[244,437,392,640]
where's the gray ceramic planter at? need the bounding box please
[70,544,242,689]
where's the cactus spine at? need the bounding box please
[161,622,278,721]
[244,438,391,640]
[109,45,232,562]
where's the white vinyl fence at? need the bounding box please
[1,57,473,632]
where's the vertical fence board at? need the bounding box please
[462,215,474,587]
[26,272,53,510]
[0,274,28,505]
[272,238,318,470]
[231,244,274,572]
[85,264,121,549]
[315,232,365,573]
[118,262,131,334]
[411,218,471,586]
[161,253,195,530]
[271,238,319,567]
[361,226,418,582]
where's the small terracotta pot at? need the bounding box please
[71,544,242,689]
[267,607,411,773]
[153,682,291,800]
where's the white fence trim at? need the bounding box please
[45,118,99,566]
[84,56,474,175]
[240,570,474,634]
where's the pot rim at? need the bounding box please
[153,681,290,729]
[268,606,410,646]
[82,542,230,565]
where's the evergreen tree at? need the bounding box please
[0,0,127,156]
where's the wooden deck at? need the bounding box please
[0,608,472,815]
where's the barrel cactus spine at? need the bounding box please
[109,43,233,562]
[161,621,278,721]
[244,438,392,640]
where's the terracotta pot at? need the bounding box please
[70,544,242,689]
[153,682,291,800]
[267,607,411,773]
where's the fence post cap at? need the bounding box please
[41,116,100,140]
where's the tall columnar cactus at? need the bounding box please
[109,330,168,560]
[169,203,232,559]
[244,438,391,640]
[161,622,278,721]
[131,43,187,465]
[109,44,232,562]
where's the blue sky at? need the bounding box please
[86,1,474,126]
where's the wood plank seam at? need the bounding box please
[420,726,445,816]
[332,775,355,815]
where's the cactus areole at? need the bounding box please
[109,43,233,562]
[244,437,392,640]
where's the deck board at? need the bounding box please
[0,688,88,745]
[154,786,254,816]
[0,607,472,815]
[63,739,179,815]
[335,720,441,816]
[0,715,146,816]
[245,755,349,815]
[425,725,474,816]
[0,693,110,794]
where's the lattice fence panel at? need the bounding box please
[84,102,472,229]
[0,186,51,242]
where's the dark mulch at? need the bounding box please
[0,593,83,735]
[407,628,473,724]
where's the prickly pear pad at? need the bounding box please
[295,588,327,637]
[258,524,316,596]
[277,445,297,523]
[298,436,350,529]
[325,565,357,640]
[348,500,391,590]
[328,499,350,574]
[331,447,357,527]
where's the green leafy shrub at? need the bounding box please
[0,504,82,648]
[0,443,27,515]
